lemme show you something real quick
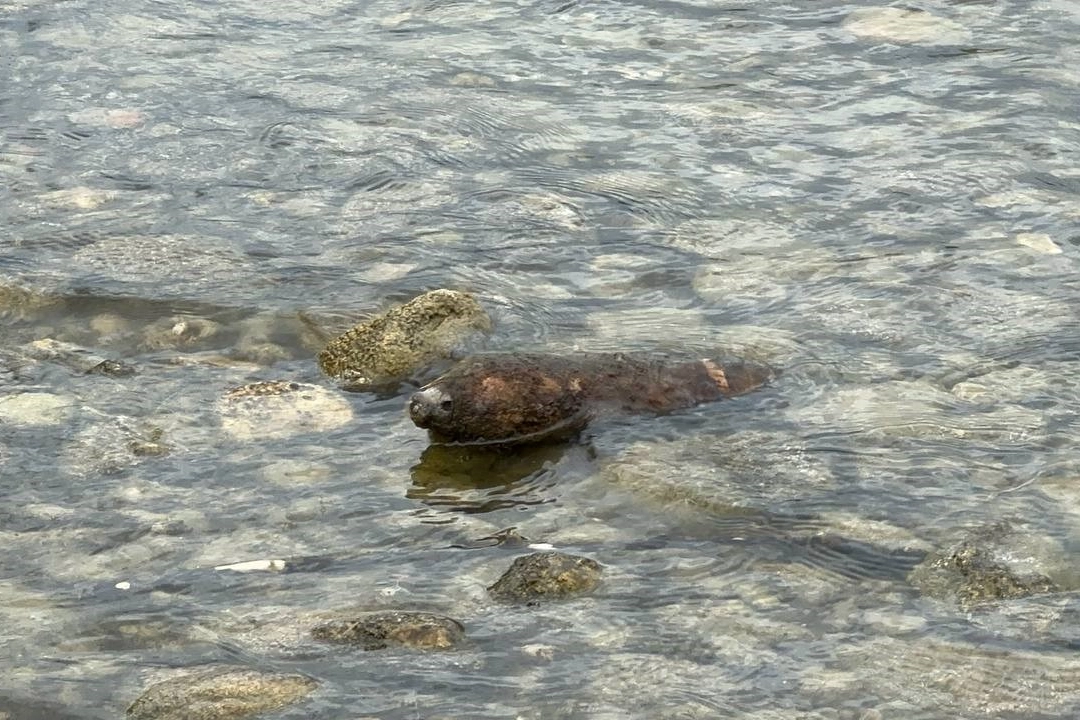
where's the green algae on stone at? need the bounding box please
[126,665,317,720]
[908,522,1060,606]
[311,611,465,650]
[488,551,602,603]
[317,289,492,391]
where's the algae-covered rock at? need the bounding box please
[317,289,492,391]
[488,551,602,603]
[126,665,317,720]
[311,611,465,650]
[908,521,1061,606]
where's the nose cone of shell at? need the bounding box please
[409,386,448,429]
[722,361,776,395]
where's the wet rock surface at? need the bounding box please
[488,551,603,603]
[126,665,317,720]
[0,391,76,426]
[318,289,492,391]
[311,611,465,650]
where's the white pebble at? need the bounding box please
[214,559,287,573]
[1016,232,1063,255]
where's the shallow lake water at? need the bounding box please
[3,0,1080,718]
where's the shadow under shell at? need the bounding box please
[407,441,595,514]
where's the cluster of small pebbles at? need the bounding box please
[127,551,602,717]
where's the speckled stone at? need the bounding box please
[218,380,353,441]
[311,611,465,650]
[126,665,317,720]
[318,289,492,390]
[908,522,1063,606]
[488,551,603,603]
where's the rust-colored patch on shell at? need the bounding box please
[701,359,729,392]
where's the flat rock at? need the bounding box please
[218,381,353,441]
[1016,232,1063,255]
[127,665,317,720]
[843,7,971,45]
[0,392,74,426]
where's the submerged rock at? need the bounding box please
[24,338,136,376]
[126,665,317,720]
[218,380,353,441]
[409,352,772,445]
[488,551,603,603]
[63,417,169,476]
[311,611,465,650]
[317,289,492,391]
[813,636,1080,717]
[0,392,75,426]
[908,522,1062,606]
[141,315,221,351]
[842,7,971,45]
[0,282,61,320]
